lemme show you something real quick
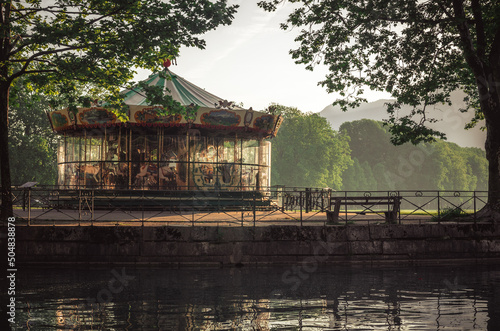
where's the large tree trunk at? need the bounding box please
[0,82,13,219]
[477,89,500,221]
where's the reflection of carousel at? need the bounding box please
[47,66,282,208]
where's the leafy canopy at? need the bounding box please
[270,104,351,189]
[8,82,58,185]
[3,0,238,113]
[258,0,500,145]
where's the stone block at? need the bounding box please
[346,227,371,241]
[53,242,79,256]
[487,240,500,252]
[27,242,55,256]
[176,242,207,256]
[86,243,118,257]
[87,226,141,244]
[382,240,411,256]
[116,241,141,256]
[142,226,186,242]
[322,226,347,242]
[142,241,178,256]
[425,239,453,254]
[350,241,383,255]
[314,242,349,256]
[423,225,447,238]
[206,242,236,256]
[255,226,299,241]
[297,227,323,241]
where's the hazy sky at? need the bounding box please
[135,0,391,113]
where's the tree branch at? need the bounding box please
[451,0,484,78]
[489,24,500,69]
[471,0,486,59]
[10,45,84,81]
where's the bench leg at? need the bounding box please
[327,200,341,223]
[384,210,398,224]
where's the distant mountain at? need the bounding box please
[319,91,486,149]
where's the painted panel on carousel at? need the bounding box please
[133,107,182,124]
[78,107,117,125]
[200,109,241,127]
[253,114,275,132]
[50,110,71,130]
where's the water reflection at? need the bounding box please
[12,264,500,330]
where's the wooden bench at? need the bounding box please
[327,196,402,223]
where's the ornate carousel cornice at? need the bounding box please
[48,106,282,138]
[47,68,282,138]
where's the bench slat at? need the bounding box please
[327,196,401,223]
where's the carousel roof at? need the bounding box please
[47,68,282,139]
[122,70,243,109]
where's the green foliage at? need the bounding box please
[270,105,351,189]
[258,0,499,145]
[3,0,238,114]
[431,208,469,222]
[340,119,488,191]
[8,83,58,185]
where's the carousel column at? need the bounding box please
[101,128,105,189]
[128,129,132,189]
[83,130,87,187]
[257,139,266,192]
[187,133,191,190]
[59,134,66,188]
[234,135,239,190]
[238,138,243,190]
[157,128,161,190]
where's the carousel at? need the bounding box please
[47,65,282,195]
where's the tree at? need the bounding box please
[270,104,351,189]
[259,0,500,219]
[9,81,58,185]
[0,0,238,218]
[339,119,488,191]
[339,119,393,166]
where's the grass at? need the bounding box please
[399,209,475,216]
[430,208,471,222]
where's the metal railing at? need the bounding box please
[3,186,491,226]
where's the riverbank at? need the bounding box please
[15,223,500,266]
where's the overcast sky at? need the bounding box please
[135,0,391,113]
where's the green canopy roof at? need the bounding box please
[122,70,242,109]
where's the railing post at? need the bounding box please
[398,191,401,225]
[28,188,31,225]
[305,188,310,213]
[473,191,477,224]
[344,191,348,226]
[91,189,95,224]
[300,191,303,226]
[78,189,82,222]
[192,191,195,227]
[142,189,145,227]
[437,191,441,224]
[253,191,256,227]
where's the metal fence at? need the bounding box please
[4,186,491,226]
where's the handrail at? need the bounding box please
[4,187,491,226]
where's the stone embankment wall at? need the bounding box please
[15,224,500,266]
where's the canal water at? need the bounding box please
[11,263,500,330]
